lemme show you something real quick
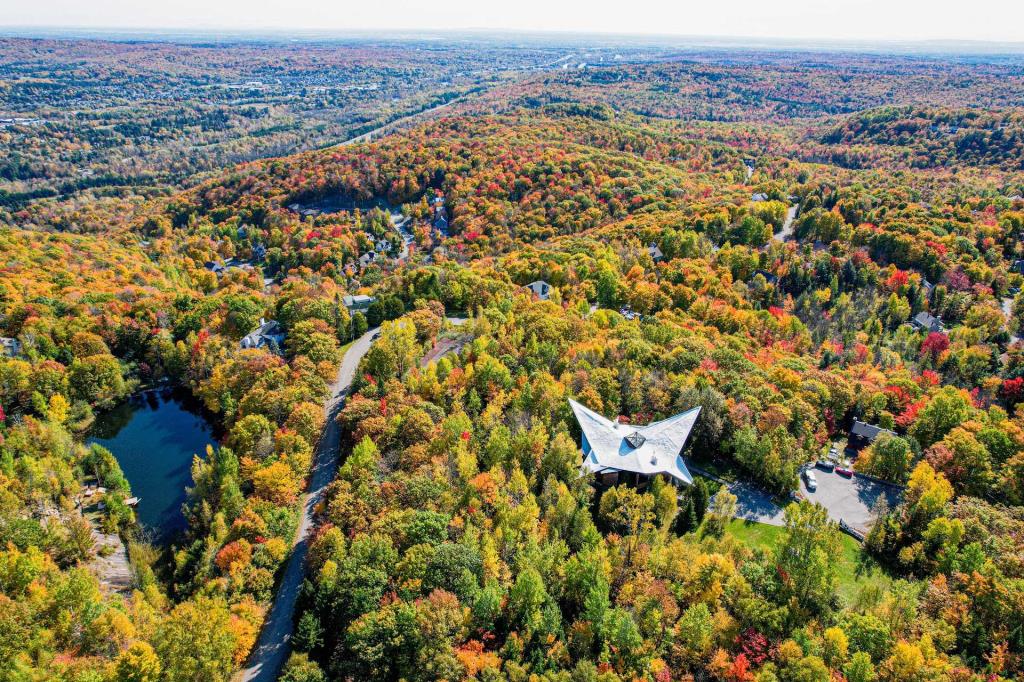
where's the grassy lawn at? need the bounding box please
[724,518,891,601]
[688,454,744,483]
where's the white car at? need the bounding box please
[803,469,818,491]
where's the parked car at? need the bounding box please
[836,466,854,478]
[803,469,818,491]
[815,459,835,472]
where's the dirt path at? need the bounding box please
[84,516,133,594]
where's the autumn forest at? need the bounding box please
[2,32,1024,682]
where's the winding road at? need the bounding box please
[775,203,799,242]
[236,326,379,682]
[237,316,468,681]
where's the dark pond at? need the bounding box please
[87,387,219,543]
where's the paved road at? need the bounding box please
[1002,297,1020,345]
[724,481,788,526]
[390,211,413,262]
[237,316,468,681]
[235,326,379,682]
[774,204,799,242]
[334,100,457,148]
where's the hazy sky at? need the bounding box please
[2,0,1023,43]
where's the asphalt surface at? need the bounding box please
[775,204,799,242]
[235,326,379,682]
[726,481,788,526]
[702,463,900,531]
[799,467,902,533]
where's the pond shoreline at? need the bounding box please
[87,384,221,545]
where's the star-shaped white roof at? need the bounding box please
[570,398,700,486]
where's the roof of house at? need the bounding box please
[751,192,769,202]
[525,280,551,297]
[343,294,375,307]
[570,399,701,486]
[850,420,894,442]
[752,269,779,285]
[241,319,284,349]
[913,311,943,330]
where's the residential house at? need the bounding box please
[648,243,664,262]
[359,251,378,269]
[240,319,286,352]
[343,294,376,311]
[524,280,552,301]
[751,192,769,202]
[752,269,779,286]
[570,399,701,488]
[912,311,944,333]
[849,420,896,450]
[0,337,21,358]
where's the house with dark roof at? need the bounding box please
[752,269,779,286]
[240,319,286,353]
[849,420,895,450]
[648,243,664,261]
[911,311,944,333]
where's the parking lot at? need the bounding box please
[800,466,902,533]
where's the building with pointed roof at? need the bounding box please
[569,399,701,488]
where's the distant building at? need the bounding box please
[912,311,944,333]
[751,192,769,202]
[525,280,552,301]
[648,243,664,261]
[1012,260,1024,275]
[240,319,286,352]
[204,261,225,275]
[570,399,701,488]
[849,420,896,449]
[343,294,376,311]
[252,243,267,261]
[0,337,21,358]
[359,251,378,268]
[752,269,779,286]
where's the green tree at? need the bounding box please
[777,501,839,616]
[113,641,162,682]
[908,386,972,448]
[861,434,913,484]
[154,597,236,682]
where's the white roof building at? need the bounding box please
[569,399,701,486]
[525,280,552,301]
[343,294,376,310]
[0,337,21,358]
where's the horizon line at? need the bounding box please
[2,25,1024,53]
